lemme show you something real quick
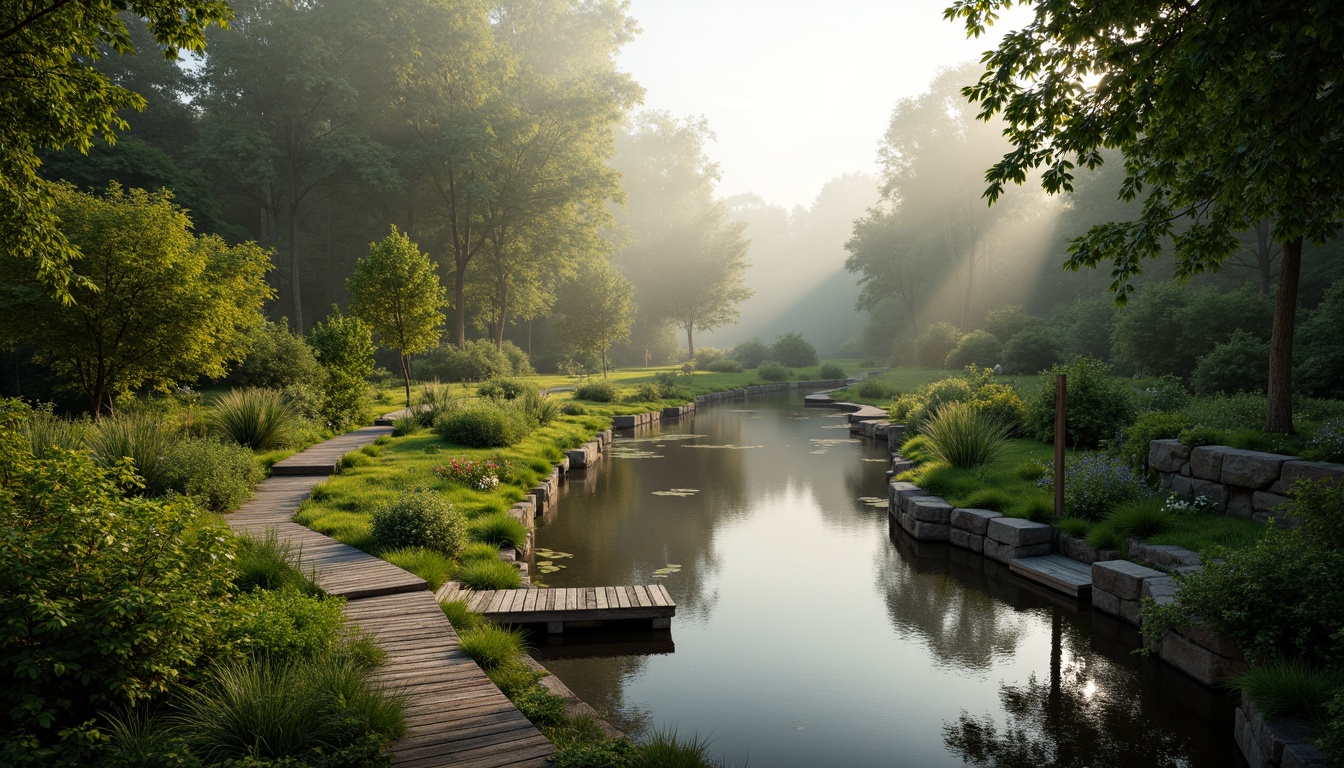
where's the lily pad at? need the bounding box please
[858,496,888,508]
[683,444,764,450]
[652,488,700,497]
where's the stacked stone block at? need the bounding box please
[949,508,1001,553]
[1237,699,1332,768]
[983,517,1052,563]
[1149,440,1344,525]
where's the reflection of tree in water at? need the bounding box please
[875,534,1027,670]
[944,614,1196,768]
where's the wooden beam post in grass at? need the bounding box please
[1054,374,1066,519]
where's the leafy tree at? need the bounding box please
[555,258,635,378]
[0,184,271,416]
[770,332,819,368]
[1296,281,1344,399]
[915,322,962,368]
[732,338,771,369]
[982,305,1038,344]
[226,318,323,391]
[945,329,1002,369]
[307,307,375,429]
[948,0,1344,432]
[1001,326,1060,375]
[1110,283,1271,379]
[1190,330,1270,396]
[0,0,231,300]
[348,227,445,406]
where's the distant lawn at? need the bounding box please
[829,366,1050,406]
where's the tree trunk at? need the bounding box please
[455,259,468,349]
[685,326,695,361]
[1265,236,1301,434]
[401,353,412,408]
[601,344,608,380]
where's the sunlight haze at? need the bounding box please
[618,0,1034,208]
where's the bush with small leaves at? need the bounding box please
[434,403,528,448]
[944,329,1002,369]
[771,332,819,367]
[1023,357,1134,448]
[1000,325,1061,374]
[705,358,743,373]
[478,377,534,400]
[1117,411,1189,472]
[732,338,772,369]
[915,322,962,367]
[818,363,845,380]
[758,360,790,381]
[1191,329,1269,396]
[560,402,587,416]
[574,380,618,402]
[156,437,263,512]
[1039,453,1149,521]
[370,490,465,557]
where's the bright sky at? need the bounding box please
[617,0,1034,209]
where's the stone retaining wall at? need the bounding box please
[1149,440,1344,525]
[1237,698,1332,768]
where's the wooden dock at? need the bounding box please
[226,424,555,766]
[443,584,676,633]
[270,425,393,475]
[1009,554,1093,599]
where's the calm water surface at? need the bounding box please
[532,395,1243,767]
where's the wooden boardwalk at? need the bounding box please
[270,425,393,475]
[1010,554,1093,599]
[444,584,675,633]
[344,592,552,768]
[225,426,554,766]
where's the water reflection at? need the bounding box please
[533,396,1239,767]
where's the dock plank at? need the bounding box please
[455,585,676,627]
[1010,554,1093,598]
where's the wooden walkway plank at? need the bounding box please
[1009,554,1094,598]
[454,585,676,629]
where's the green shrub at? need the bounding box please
[381,546,455,591]
[921,402,1010,468]
[818,363,845,380]
[1229,660,1344,725]
[434,403,528,448]
[945,329,1002,369]
[771,332,819,367]
[208,388,299,450]
[458,625,527,670]
[415,380,461,427]
[961,487,1011,511]
[85,411,179,492]
[560,402,587,416]
[412,339,512,382]
[1000,325,1061,374]
[628,382,662,402]
[1180,392,1268,431]
[1304,419,1344,464]
[173,655,404,763]
[1058,517,1090,537]
[508,678,568,728]
[1107,496,1169,539]
[157,437,262,512]
[758,360,790,381]
[1040,453,1149,521]
[857,379,890,399]
[222,587,349,664]
[1118,411,1188,472]
[227,319,324,391]
[469,512,529,548]
[391,413,421,437]
[1191,329,1270,396]
[20,409,87,460]
[898,434,934,463]
[1011,494,1056,523]
[1133,375,1190,413]
[233,531,319,594]
[1296,281,1344,399]
[1112,282,1272,379]
[517,389,560,426]
[1023,357,1135,448]
[915,322,961,367]
[478,377,534,400]
[306,308,375,430]
[370,489,465,557]
[574,380,618,402]
[894,376,976,434]
[970,382,1027,435]
[552,733,640,768]
[455,558,524,591]
[1085,521,1126,551]
[732,338,772,368]
[0,441,236,750]
[636,727,725,768]
[1178,425,1225,447]
[705,358,743,373]
[440,599,485,632]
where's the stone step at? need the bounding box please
[1009,554,1093,598]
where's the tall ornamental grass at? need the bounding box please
[85,412,178,491]
[921,402,1010,468]
[208,388,297,450]
[21,409,87,459]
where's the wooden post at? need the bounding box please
[1054,374,1066,519]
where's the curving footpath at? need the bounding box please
[226,426,553,767]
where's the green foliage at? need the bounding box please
[915,322,961,367]
[732,338,772,368]
[455,558,524,591]
[890,376,973,433]
[415,381,461,428]
[1085,522,1125,552]
[1178,425,1224,448]
[1014,459,1049,481]
[551,729,640,768]
[1119,411,1188,472]
[1141,481,1344,663]
[209,388,301,451]
[370,490,465,557]
[857,379,891,399]
[757,360,790,381]
[970,382,1027,435]
[0,0,232,299]
[1024,357,1134,448]
[1000,325,1061,374]
[1106,496,1169,539]
[1042,453,1149,521]
[1132,375,1191,413]
[771,332,819,367]
[705,358,743,373]
[1058,517,1090,537]
[468,513,529,548]
[439,600,485,632]
[560,402,587,416]
[1,184,272,416]
[517,389,561,427]
[0,443,236,748]
[232,532,319,595]
[306,308,375,431]
[462,542,505,561]
[1296,281,1344,399]
[898,434,934,463]
[19,408,88,460]
[157,438,262,512]
[434,403,529,448]
[636,727,727,768]
[173,655,404,763]
[222,587,350,665]
[818,363,845,380]
[390,414,421,437]
[1190,329,1269,396]
[1229,660,1344,726]
[84,411,179,493]
[555,258,636,375]
[920,402,1010,468]
[479,378,534,400]
[1014,494,1056,523]
[347,226,446,403]
[413,340,513,383]
[228,319,323,391]
[961,487,1011,511]
[628,383,662,402]
[458,625,527,670]
[944,329,1002,369]
[983,305,1040,343]
[574,381,618,402]
[1304,419,1344,464]
[1111,284,1273,380]
[1179,392,1268,431]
